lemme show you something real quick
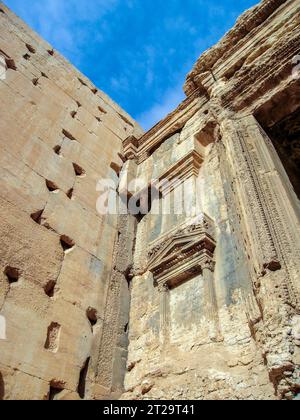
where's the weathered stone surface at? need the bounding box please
[122,0,300,401]
[1,0,300,401]
[0,2,142,401]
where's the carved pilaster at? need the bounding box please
[158,283,170,346]
[123,135,139,161]
[221,117,281,276]
[221,115,300,310]
[201,260,220,341]
[95,214,136,396]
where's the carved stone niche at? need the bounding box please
[148,214,216,290]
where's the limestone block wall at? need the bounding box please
[0,3,142,400]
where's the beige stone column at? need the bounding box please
[158,282,170,347]
[202,260,220,341]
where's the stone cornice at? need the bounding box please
[122,90,208,164]
[148,215,216,289]
[184,0,289,96]
[122,0,297,167]
[155,150,204,194]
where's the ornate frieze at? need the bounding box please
[222,115,300,310]
[148,215,216,290]
[221,117,281,276]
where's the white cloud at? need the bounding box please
[137,82,185,131]
[5,0,119,59]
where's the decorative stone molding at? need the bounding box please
[221,117,281,275]
[202,259,216,273]
[123,135,139,161]
[154,150,204,195]
[122,95,207,164]
[184,0,288,96]
[222,115,300,310]
[148,215,216,290]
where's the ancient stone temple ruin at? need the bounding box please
[0,0,300,400]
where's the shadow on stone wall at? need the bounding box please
[0,372,5,400]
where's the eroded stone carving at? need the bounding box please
[148,215,216,289]
[1,0,300,402]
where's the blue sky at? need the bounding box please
[4,0,258,130]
